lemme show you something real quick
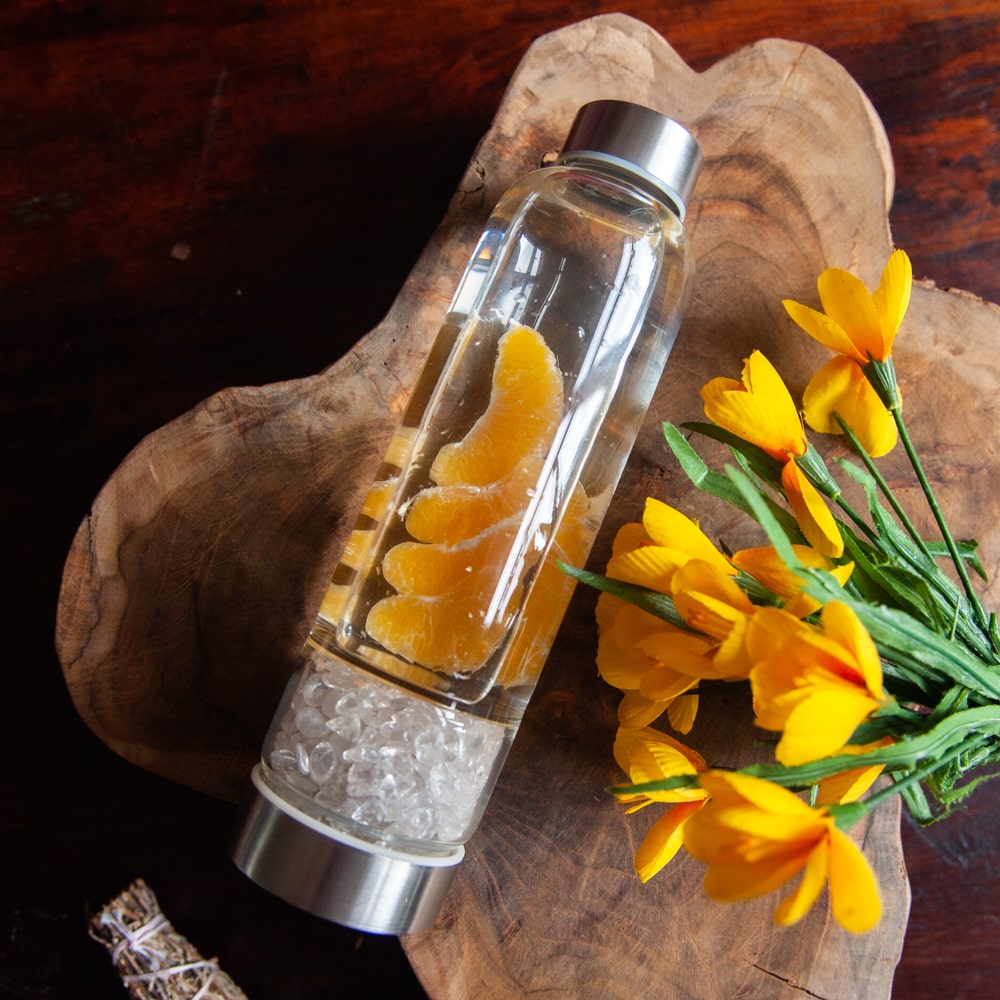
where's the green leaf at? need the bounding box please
[557,563,688,630]
[662,422,802,539]
[679,420,784,486]
[723,463,802,567]
[830,458,993,659]
[801,570,1000,704]
[611,705,1000,808]
[840,527,943,633]
[900,781,935,824]
[926,539,987,581]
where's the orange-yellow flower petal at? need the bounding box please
[683,771,881,931]
[614,729,707,805]
[637,666,700,704]
[814,738,893,807]
[762,684,882,767]
[597,602,708,729]
[731,544,853,618]
[820,600,885,700]
[781,459,844,558]
[606,544,688,593]
[641,498,736,576]
[817,267,885,360]
[634,801,705,881]
[871,248,912,357]
[671,559,757,677]
[774,834,829,926]
[605,499,735,593]
[597,603,663,690]
[667,692,699,734]
[637,629,717,681]
[783,249,912,364]
[784,297,865,364]
[803,355,897,457]
[701,350,807,461]
[828,825,882,932]
[614,728,709,881]
[617,689,672,729]
[747,604,887,765]
[610,520,651,556]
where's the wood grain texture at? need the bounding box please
[52,13,928,998]
[7,2,999,999]
[56,12,900,802]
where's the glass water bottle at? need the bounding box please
[233,100,703,934]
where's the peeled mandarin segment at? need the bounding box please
[366,594,505,673]
[430,325,563,487]
[493,482,592,687]
[367,323,586,679]
[382,425,418,470]
[360,479,395,521]
[553,481,592,564]
[319,584,350,623]
[494,559,575,687]
[379,521,520,596]
[339,528,374,572]
[404,456,545,544]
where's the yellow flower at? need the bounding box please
[614,727,709,881]
[670,559,757,678]
[784,250,911,444]
[597,599,708,730]
[813,737,894,808]
[701,351,843,558]
[596,503,738,731]
[780,460,843,558]
[783,249,911,366]
[731,544,853,618]
[801,356,897,457]
[604,498,735,593]
[683,771,882,932]
[746,603,888,766]
[701,350,806,463]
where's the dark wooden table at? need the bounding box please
[4,2,999,997]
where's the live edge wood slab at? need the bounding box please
[54,14,1000,1000]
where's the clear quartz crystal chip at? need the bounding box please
[265,654,506,844]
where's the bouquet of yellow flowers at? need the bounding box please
[564,250,1000,934]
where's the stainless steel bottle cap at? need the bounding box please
[232,764,463,935]
[558,100,703,219]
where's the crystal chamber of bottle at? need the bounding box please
[232,99,703,934]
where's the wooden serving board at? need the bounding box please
[56,12,1000,998]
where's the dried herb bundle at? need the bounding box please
[89,879,248,1000]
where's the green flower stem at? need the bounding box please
[827,731,983,832]
[803,570,1000,703]
[748,704,1000,784]
[610,704,1000,801]
[890,403,989,630]
[833,494,879,544]
[728,464,1000,701]
[834,413,934,563]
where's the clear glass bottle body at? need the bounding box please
[258,162,693,861]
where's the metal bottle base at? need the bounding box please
[232,764,463,935]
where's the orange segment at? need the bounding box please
[494,482,593,687]
[366,324,593,681]
[366,594,504,673]
[380,521,519,596]
[430,325,563,487]
[382,425,417,470]
[319,584,349,623]
[370,521,529,670]
[360,479,395,521]
[403,456,544,544]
